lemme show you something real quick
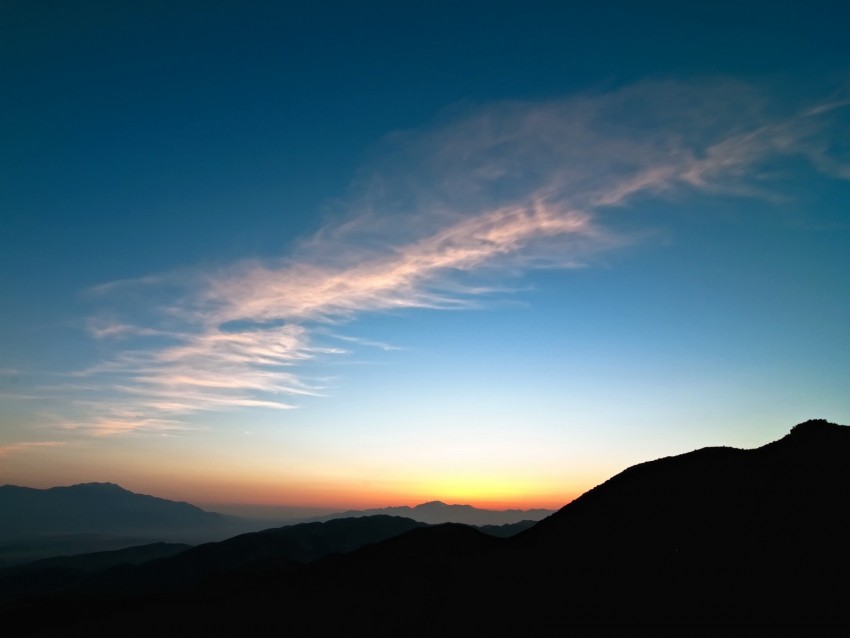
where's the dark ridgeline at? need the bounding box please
[2,419,848,635]
[0,516,427,605]
[310,501,554,526]
[0,483,225,537]
[0,515,534,605]
[0,483,548,568]
[0,543,192,603]
[0,482,247,563]
[0,483,287,566]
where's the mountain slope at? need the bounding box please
[83,514,428,595]
[0,517,536,604]
[523,417,850,552]
[0,516,429,604]
[0,543,191,603]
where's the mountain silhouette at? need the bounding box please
[0,483,539,569]
[0,483,228,538]
[0,542,191,603]
[0,483,269,565]
[0,515,538,604]
[3,419,848,634]
[523,417,850,552]
[0,516,427,604]
[308,500,553,526]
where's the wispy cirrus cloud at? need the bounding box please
[86,317,167,340]
[62,78,848,435]
[201,202,604,324]
[57,411,189,437]
[0,441,66,457]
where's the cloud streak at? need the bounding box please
[64,78,849,435]
[0,441,66,457]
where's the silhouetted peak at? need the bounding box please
[788,419,841,437]
[773,419,848,448]
[0,482,127,493]
[54,482,131,494]
[414,501,475,512]
[75,482,126,490]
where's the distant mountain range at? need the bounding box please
[0,516,426,603]
[2,419,848,633]
[310,500,553,526]
[0,482,230,539]
[0,482,259,566]
[0,483,545,567]
[0,513,533,603]
[0,483,551,536]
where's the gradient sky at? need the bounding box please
[2,0,849,511]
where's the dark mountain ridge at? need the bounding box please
[0,482,228,539]
[75,515,428,596]
[0,483,289,565]
[3,419,848,634]
[0,481,542,568]
[311,500,553,526]
[525,417,850,551]
[0,515,532,604]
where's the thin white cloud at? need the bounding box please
[200,202,603,325]
[0,441,66,456]
[325,334,403,352]
[59,414,189,437]
[51,78,849,436]
[86,317,166,340]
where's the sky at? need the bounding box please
[1,0,849,512]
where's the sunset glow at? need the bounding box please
[1,2,848,514]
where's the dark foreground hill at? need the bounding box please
[3,419,849,634]
[0,516,427,604]
[0,515,535,606]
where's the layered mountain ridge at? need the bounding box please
[309,499,553,526]
[2,419,847,634]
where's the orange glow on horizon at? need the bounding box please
[156,476,579,512]
[0,441,588,512]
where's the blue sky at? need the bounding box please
[1,1,849,509]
